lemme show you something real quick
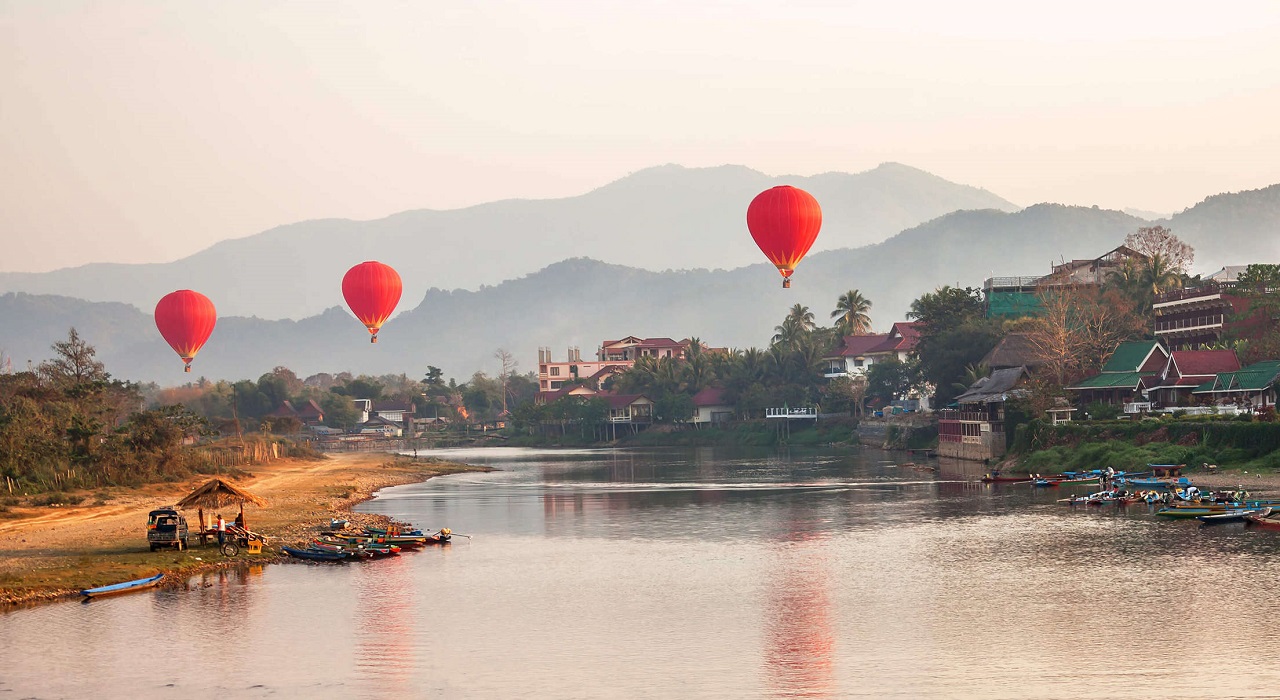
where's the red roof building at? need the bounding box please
[1144,349,1242,407]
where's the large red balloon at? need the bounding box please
[154,290,217,373]
[747,186,823,288]
[342,261,403,343]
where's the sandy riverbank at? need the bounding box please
[0,452,488,607]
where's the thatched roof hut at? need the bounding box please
[177,478,267,531]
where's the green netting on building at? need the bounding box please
[986,291,1044,318]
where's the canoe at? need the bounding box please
[1246,513,1280,530]
[283,545,351,562]
[981,476,1032,483]
[1197,509,1263,524]
[80,573,164,598]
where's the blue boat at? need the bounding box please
[283,545,351,562]
[80,573,165,598]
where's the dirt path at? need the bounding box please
[0,452,487,607]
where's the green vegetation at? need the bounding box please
[1012,417,1280,473]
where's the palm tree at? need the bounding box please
[1141,253,1183,296]
[773,304,816,348]
[832,290,873,336]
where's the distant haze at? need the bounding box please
[3,2,1280,273]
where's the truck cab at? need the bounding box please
[147,507,189,551]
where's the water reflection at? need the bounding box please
[6,447,1280,698]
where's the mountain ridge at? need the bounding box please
[0,163,1016,319]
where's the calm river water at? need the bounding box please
[4,446,1280,699]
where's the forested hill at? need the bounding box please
[0,163,1016,321]
[0,203,1191,384]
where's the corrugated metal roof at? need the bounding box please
[1101,341,1162,373]
[1067,371,1148,390]
[955,366,1028,404]
[1193,360,1280,394]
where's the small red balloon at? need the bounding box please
[154,290,217,372]
[747,186,823,288]
[342,261,403,343]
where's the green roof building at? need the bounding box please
[1066,340,1169,406]
[1192,360,1280,408]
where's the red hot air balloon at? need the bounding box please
[154,290,217,373]
[747,185,823,288]
[342,261,403,343]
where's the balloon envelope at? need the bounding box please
[746,186,822,288]
[342,261,403,343]
[154,290,217,372]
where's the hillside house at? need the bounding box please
[603,394,654,424]
[691,386,734,425]
[1142,350,1241,407]
[1066,341,1169,408]
[984,246,1148,318]
[1152,266,1272,351]
[822,322,923,378]
[1192,360,1280,409]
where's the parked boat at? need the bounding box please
[1197,509,1265,524]
[283,545,351,562]
[80,573,165,599]
[981,475,1032,484]
[1246,512,1280,530]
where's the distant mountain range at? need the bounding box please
[3,181,1277,385]
[0,163,1015,320]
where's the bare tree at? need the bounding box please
[1124,226,1194,275]
[494,348,518,414]
[1028,288,1147,386]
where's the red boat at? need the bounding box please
[1245,512,1280,530]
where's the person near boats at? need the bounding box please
[216,514,226,545]
[234,512,245,530]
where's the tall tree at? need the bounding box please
[1123,225,1194,275]
[1028,287,1147,385]
[832,290,873,336]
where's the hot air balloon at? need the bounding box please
[154,290,217,373]
[342,261,403,343]
[747,185,823,288]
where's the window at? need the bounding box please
[550,366,561,376]
[854,359,864,367]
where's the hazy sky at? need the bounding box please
[3,1,1279,273]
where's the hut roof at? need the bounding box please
[176,478,268,510]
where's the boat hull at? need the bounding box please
[81,573,165,598]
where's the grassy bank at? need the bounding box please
[1012,418,1280,474]
[0,453,488,607]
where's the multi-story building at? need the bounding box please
[821,322,922,378]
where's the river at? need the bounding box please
[3,446,1280,699]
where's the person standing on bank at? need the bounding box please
[216,513,226,546]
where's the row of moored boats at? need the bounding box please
[282,525,455,562]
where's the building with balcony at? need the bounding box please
[821,323,922,378]
[937,366,1028,461]
[984,246,1147,318]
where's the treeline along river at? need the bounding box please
[3,447,1280,698]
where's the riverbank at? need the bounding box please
[0,452,488,608]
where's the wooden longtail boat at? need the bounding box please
[981,475,1032,484]
[1246,512,1280,530]
[1197,509,1265,524]
[80,573,164,599]
[283,545,351,562]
